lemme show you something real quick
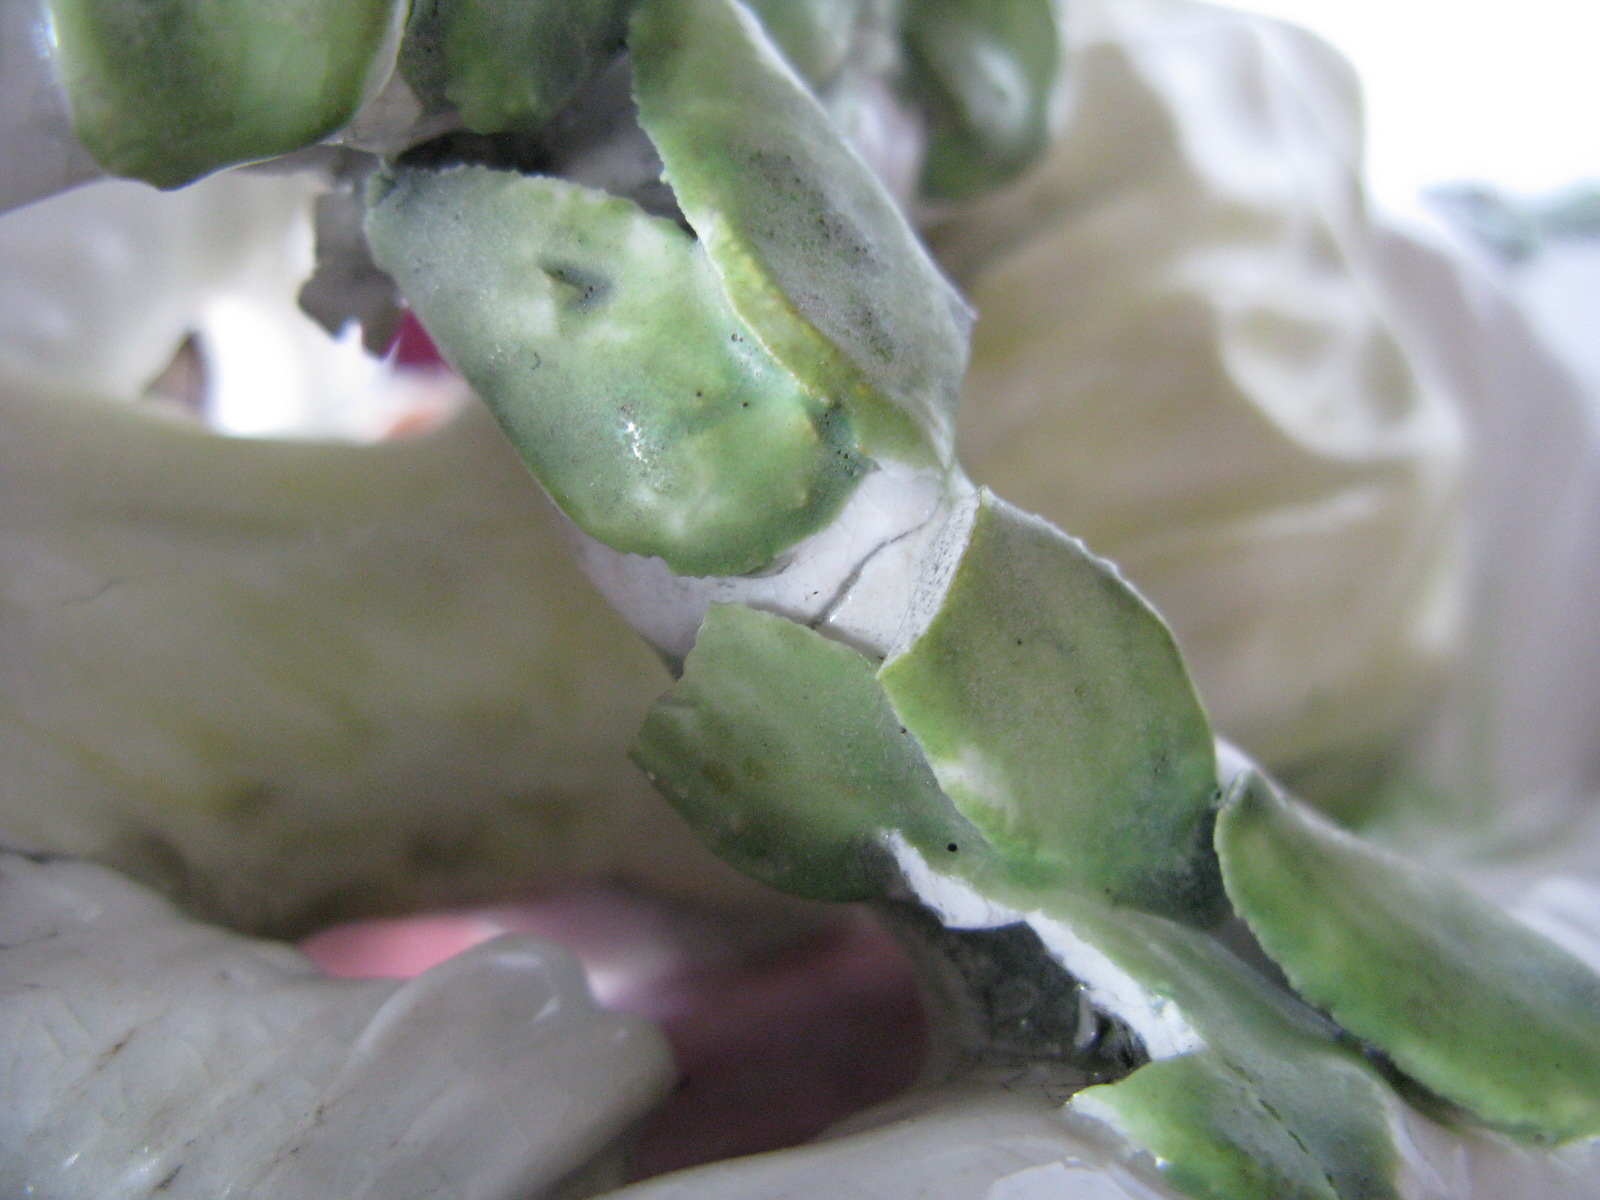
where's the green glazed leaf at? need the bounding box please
[631,0,973,468]
[398,0,629,134]
[1074,1052,1340,1200]
[633,603,990,901]
[47,0,401,188]
[1061,901,1401,1200]
[1217,773,1600,1144]
[902,0,1063,200]
[366,166,867,577]
[633,611,1399,1200]
[879,490,1225,922]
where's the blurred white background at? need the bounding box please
[1229,0,1600,403]
[1232,0,1600,211]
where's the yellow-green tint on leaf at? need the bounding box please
[878,491,1224,922]
[366,166,866,577]
[902,0,1062,201]
[1075,1052,1339,1200]
[47,0,400,189]
[1217,774,1600,1144]
[630,0,972,469]
[398,0,629,134]
[632,604,991,901]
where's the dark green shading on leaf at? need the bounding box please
[632,604,990,901]
[1076,1052,1340,1200]
[47,0,399,188]
[879,491,1225,923]
[366,166,867,577]
[1217,773,1600,1144]
[631,0,973,468]
[902,0,1062,200]
[399,0,629,134]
